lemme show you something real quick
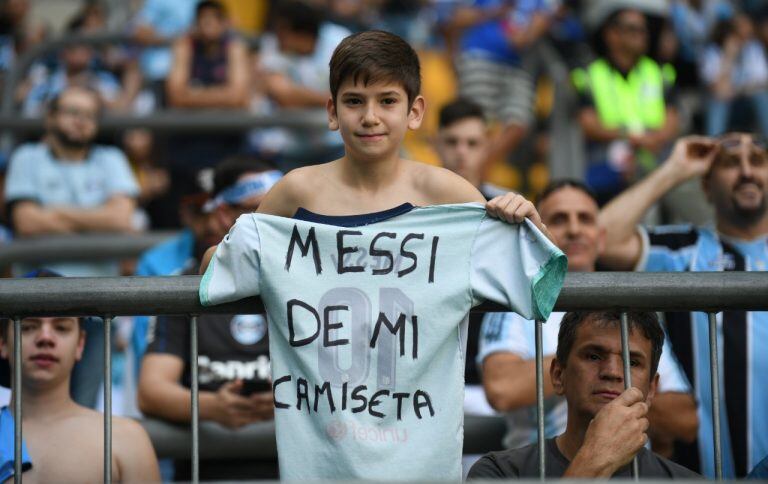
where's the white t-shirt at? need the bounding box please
[478,311,692,450]
[200,203,566,479]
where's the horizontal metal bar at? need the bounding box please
[0,272,765,317]
[2,32,258,116]
[0,110,328,135]
[0,232,178,266]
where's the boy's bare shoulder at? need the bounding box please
[257,164,329,217]
[410,162,486,205]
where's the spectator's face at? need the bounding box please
[609,11,647,57]
[62,44,93,72]
[705,134,768,225]
[49,89,100,148]
[551,318,657,420]
[436,117,488,186]
[196,8,227,43]
[275,23,317,55]
[538,187,604,272]
[0,318,84,389]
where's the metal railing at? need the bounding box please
[3,272,767,482]
[0,32,328,138]
[0,232,178,267]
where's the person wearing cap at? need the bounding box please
[135,156,280,480]
[0,270,160,483]
[599,133,768,478]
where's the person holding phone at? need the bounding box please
[136,158,278,481]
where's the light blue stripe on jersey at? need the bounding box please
[646,226,768,477]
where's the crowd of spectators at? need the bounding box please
[0,0,767,481]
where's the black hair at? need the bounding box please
[556,311,665,381]
[46,85,103,116]
[536,179,599,207]
[329,30,421,106]
[438,98,485,129]
[196,0,227,19]
[271,0,322,38]
[213,155,276,197]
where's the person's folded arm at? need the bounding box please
[11,200,77,236]
[55,195,136,233]
[482,352,555,411]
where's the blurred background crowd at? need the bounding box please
[0,0,767,481]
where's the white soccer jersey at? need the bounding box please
[200,203,567,480]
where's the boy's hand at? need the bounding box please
[486,193,555,242]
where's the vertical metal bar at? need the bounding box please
[12,317,21,484]
[190,315,199,484]
[535,319,546,480]
[103,316,112,484]
[708,312,723,480]
[620,312,640,480]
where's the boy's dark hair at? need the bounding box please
[438,98,485,129]
[329,30,421,106]
[196,0,227,19]
[213,155,276,197]
[556,311,665,380]
[272,0,321,38]
[536,179,599,207]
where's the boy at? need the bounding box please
[200,30,566,479]
[0,274,160,483]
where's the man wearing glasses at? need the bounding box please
[599,133,768,478]
[3,85,140,410]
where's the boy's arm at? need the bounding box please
[114,418,161,483]
[423,167,554,240]
[200,245,217,274]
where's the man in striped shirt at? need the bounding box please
[600,133,768,477]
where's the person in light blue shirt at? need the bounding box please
[4,86,139,410]
[600,133,768,477]
[132,0,197,83]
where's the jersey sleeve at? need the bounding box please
[636,225,698,272]
[145,314,188,359]
[470,217,567,322]
[199,214,262,306]
[477,312,534,367]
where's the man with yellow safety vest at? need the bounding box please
[572,8,679,205]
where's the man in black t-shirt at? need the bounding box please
[136,156,281,480]
[468,311,700,479]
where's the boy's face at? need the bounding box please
[436,117,488,184]
[327,79,424,164]
[0,317,85,389]
[551,318,658,421]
